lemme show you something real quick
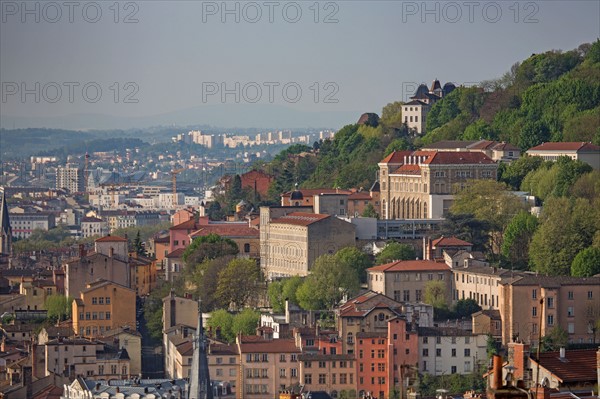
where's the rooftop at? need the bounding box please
[527,142,600,152]
[368,259,450,273]
[270,212,330,226]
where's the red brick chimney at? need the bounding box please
[508,342,530,382]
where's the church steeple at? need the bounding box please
[189,301,213,399]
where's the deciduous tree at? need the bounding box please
[375,242,415,265]
[216,259,262,310]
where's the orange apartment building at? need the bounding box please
[72,279,136,338]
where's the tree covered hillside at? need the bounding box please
[259,40,600,195]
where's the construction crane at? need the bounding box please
[84,152,90,194]
[171,168,185,207]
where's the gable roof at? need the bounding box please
[379,151,413,165]
[238,337,300,353]
[166,248,186,258]
[423,151,496,165]
[531,349,598,383]
[271,212,330,226]
[368,259,450,273]
[527,142,600,152]
[431,236,473,247]
[190,224,259,239]
[95,235,127,242]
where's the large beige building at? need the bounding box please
[422,140,521,162]
[236,335,301,399]
[367,260,453,305]
[42,337,131,380]
[379,150,498,219]
[260,207,355,279]
[498,275,600,346]
[526,141,600,169]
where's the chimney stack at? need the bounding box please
[492,355,503,389]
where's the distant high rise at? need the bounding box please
[189,301,214,399]
[56,165,84,193]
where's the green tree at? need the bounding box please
[381,101,404,127]
[232,308,261,338]
[133,230,145,256]
[335,247,373,283]
[143,282,175,341]
[208,309,234,342]
[540,326,568,352]
[518,121,550,151]
[451,180,525,257]
[45,295,73,322]
[376,242,415,265]
[486,334,499,359]
[571,247,600,277]
[296,254,360,310]
[424,280,447,309]
[439,213,491,252]
[183,233,239,268]
[500,156,544,189]
[216,258,262,310]
[530,197,599,276]
[501,211,538,270]
[361,203,379,218]
[282,276,304,305]
[454,299,482,319]
[192,256,233,311]
[267,281,284,313]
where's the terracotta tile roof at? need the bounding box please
[209,343,238,355]
[239,337,300,353]
[169,218,199,230]
[368,259,450,272]
[95,235,127,242]
[153,235,170,243]
[176,340,193,356]
[271,212,330,226]
[393,164,422,175]
[379,151,413,164]
[506,275,600,287]
[531,349,598,383]
[490,142,520,151]
[190,224,259,238]
[466,140,496,150]
[431,236,473,247]
[166,248,186,258]
[423,151,496,165]
[338,291,403,318]
[527,142,600,152]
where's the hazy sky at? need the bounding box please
[1,0,599,128]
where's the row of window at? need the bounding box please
[80,311,111,320]
[422,348,471,357]
[532,290,594,301]
[91,296,111,305]
[304,360,351,368]
[245,353,298,363]
[305,373,353,385]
